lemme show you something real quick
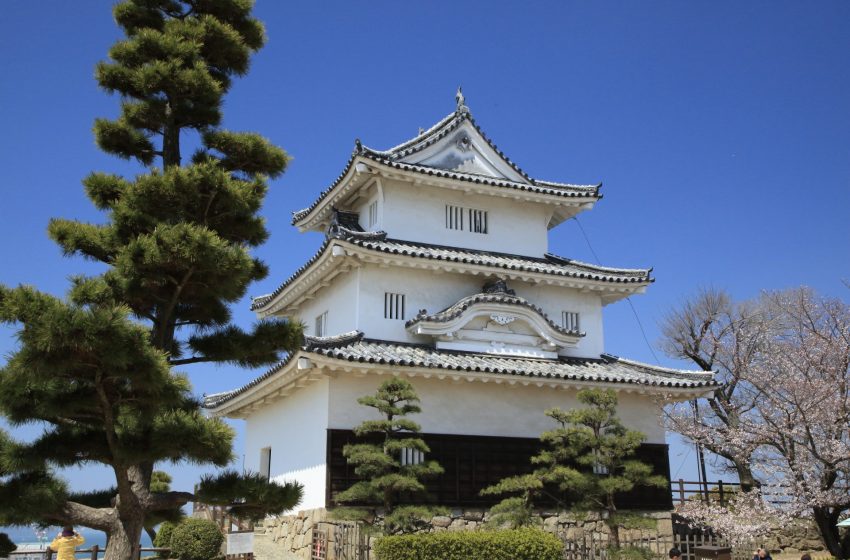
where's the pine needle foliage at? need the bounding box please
[335,378,444,534]
[144,472,184,542]
[482,389,666,546]
[0,2,302,559]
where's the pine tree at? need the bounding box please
[483,389,667,547]
[144,472,184,542]
[335,377,444,534]
[0,2,303,559]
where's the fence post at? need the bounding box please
[90,544,99,560]
[718,480,725,505]
[678,478,685,504]
[45,550,54,560]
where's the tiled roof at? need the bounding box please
[336,210,362,231]
[250,236,333,311]
[250,230,653,312]
[364,155,599,196]
[406,292,583,338]
[366,107,534,183]
[203,332,717,410]
[291,106,601,227]
[346,234,651,282]
[311,337,716,388]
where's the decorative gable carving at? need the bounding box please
[406,279,583,359]
[398,121,528,183]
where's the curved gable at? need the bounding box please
[406,279,582,358]
[398,120,528,183]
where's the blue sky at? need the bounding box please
[1,1,849,527]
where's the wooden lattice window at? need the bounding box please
[384,293,405,320]
[445,205,464,230]
[259,447,271,481]
[400,448,424,466]
[368,200,378,228]
[445,205,488,234]
[562,311,580,332]
[315,311,328,337]
[468,208,488,234]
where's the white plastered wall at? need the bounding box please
[355,265,473,343]
[347,265,604,357]
[244,378,330,510]
[516,282,605,357]
[328,375,665,444]
[378,180,551,257]
[296,267,360,337]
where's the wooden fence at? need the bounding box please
[308,521,752,560]
[193,501,254,534]
[671,479,741,506]
[559,532,751,560]
[8,547,169,560]
[311,522,369,560]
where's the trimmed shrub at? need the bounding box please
[373,528,563,560]
[169,518,223,560]
[153,521,177,558]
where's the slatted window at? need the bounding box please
[445,205,464,230]
[368,200,378,228]
[592,451,609,475]
[468,208,488,233]
[562,311,580,332]
[400,448,425,466]
[384,293,405,320]
[445,205,487,234]
[315,311,328,337]
[259,447,272,480]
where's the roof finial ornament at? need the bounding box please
[483,278,515,296]
[455,86,468,114]
[354,138,363,153]
[418,127,425,135]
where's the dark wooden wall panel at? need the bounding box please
[326,430,672,510]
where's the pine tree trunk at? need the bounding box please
[104,514,145,560]
[610,522,621,550]
[162,103,180,168]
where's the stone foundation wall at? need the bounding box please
[254,508,328,560]
[253,508,674,560]
[252,507,828,560]
[761,519,826,554]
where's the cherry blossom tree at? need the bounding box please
[659,288,767,490]
[663,287,850,558]
[677,488,790,546]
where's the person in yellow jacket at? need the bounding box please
[49,526,85,560]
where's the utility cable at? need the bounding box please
[672,445,693,478]
[572,216,661,365]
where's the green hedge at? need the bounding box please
[169,518,223,560]
[373,528,563,560]
[153,521,177,558]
